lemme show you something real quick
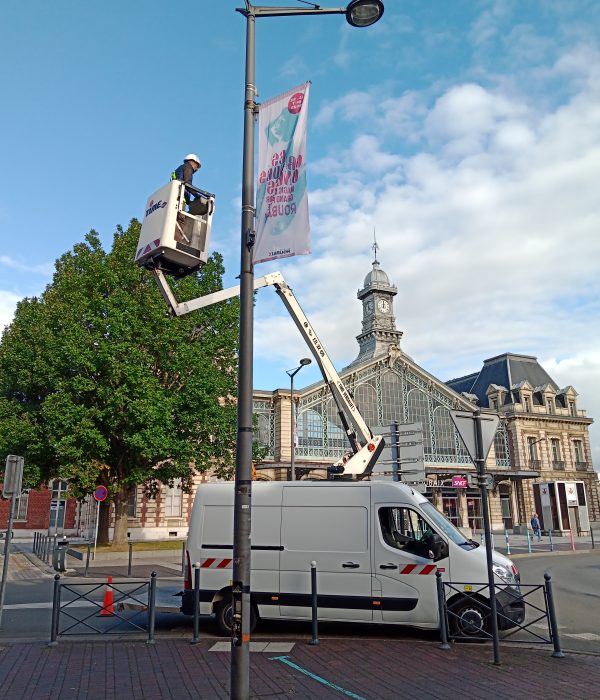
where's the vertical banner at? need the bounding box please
[254,82,311,264]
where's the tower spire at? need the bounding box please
[372,228,379,264]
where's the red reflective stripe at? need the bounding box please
[400,564,417,574]
[201,558,216,568]
[217,558,232,569]
[419,565,436,575]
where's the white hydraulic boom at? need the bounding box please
[152,269,385,478]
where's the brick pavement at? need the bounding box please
[0,636,599,700]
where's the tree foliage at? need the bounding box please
[0,220,239,543]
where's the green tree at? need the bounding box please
[0,220,239,544]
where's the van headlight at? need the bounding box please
[492,562,515,585]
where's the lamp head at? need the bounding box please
[299,358,312,366]
[346,0,384,28]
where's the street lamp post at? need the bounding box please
[287,358,312,481]
[232,3,384,698]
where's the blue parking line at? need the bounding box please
[269,655,367,699]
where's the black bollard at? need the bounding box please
[436,571,451,650]
[544,572,564,658]
[147,571,157,645]
[48,574,61,646]
[191,563,200,645]
[84,542,91,577]
[181,541,186,575]
[309,561,319,646]
[128,542,133,577]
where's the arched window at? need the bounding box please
[433,406,455,456]
[406,388,432,453]
[381,370,403,425]
[297,408,324,449]
[256,413,271,449]
[325,399,347,451]
[354,381,378,427]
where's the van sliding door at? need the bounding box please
[279,486,372,622]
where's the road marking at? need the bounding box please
[269,655,366,700]
[209,642,295,653]
[3,601,96,610]
[563,632,600,641]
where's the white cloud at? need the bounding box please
[254,43,600,469]
[0,255,53,276]
[0,291,21,335]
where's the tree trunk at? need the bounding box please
[97,500,111,546]
[112,486,130,546]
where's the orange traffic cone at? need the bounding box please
[99,576,114,616]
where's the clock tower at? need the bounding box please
[347,255,403,367]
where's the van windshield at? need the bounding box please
[420,502,475,547]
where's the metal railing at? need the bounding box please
[436,571,563,659]
[48,571,157,645]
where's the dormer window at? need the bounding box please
[524,396,531,412]
[569,401,576,416]
[546,398,554,414]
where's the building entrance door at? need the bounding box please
[500,486,513,530]
[49,480,68,535]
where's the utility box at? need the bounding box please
[135,180,215,278]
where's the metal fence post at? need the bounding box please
[191,563,200,645]
[181,541,186,576]
[504,530,511,555]
[591,528,595,550]
[33,532,37,555]
[436,571,450,650]
[128,542,133,577]
[526,528,532,554]
[569,529,576,551]
[544,572,564,658]
[48,574,61,646]
[84,542,91,577]
[549,529,554,552]
[147,571,157,645]
[308,561,319,645]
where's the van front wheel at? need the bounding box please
[214,598,258,637]
[449,598,490,640]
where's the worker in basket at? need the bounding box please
[172,153,208,216]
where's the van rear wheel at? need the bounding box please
[214,597,258,637]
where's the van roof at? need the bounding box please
[198,480,428,503]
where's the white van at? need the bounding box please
[181,480,524,638]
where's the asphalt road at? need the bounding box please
[514,550,600,653]
[1,552,598,655]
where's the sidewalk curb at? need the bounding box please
[511,548,597,560]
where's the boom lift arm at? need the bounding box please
[152,269,384,478]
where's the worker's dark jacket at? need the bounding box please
[172,161,195,203]
[173,161,195,185]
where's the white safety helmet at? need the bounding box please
[184,153,201,167]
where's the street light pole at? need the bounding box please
[287,358,312,481]
[233,3,384,697]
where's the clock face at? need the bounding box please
[365,300,374,313]
[377,298,390,313]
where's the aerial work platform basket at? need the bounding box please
[135,180,215,278]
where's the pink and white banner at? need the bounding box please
[253,82,311,265]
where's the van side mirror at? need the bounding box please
[428,533,448,562]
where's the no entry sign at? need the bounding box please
[93,485,108,502]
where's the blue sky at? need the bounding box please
[1,1,599,468]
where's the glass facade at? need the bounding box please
[254,360,511,468]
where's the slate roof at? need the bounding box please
[446,353,559,405]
